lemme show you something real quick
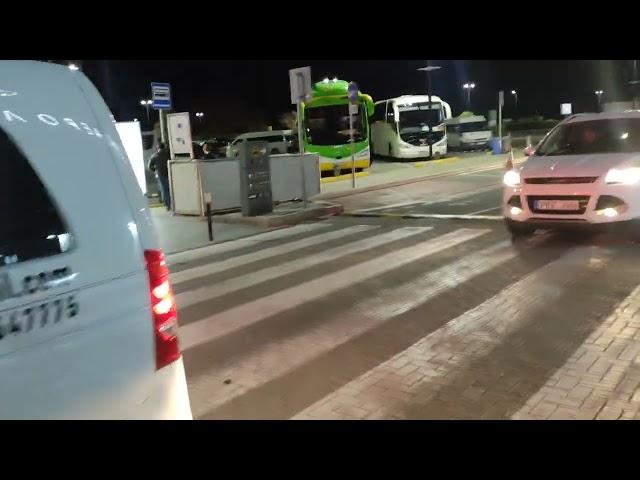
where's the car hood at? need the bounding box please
[522,153,640,178]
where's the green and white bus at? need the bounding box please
[301,78,375,176]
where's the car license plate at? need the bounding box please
[535,199,579,210]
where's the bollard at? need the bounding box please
[204,192,214,242]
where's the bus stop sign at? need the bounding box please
[348,82,359,103]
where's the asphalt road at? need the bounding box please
[173,160,640,420]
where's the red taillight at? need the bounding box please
[144,249,181,370]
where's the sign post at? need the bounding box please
[348,81,359,189]
[151,82,172,144]
[498,90,504,153]
[289,67,312,208]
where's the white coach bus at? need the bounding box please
[370,95,452,160]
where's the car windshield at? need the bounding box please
[305,104,365,146]
[458,121,489,132]
[398,103,444,134]
[536,118,640,156]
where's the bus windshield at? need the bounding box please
[305,104,365,146]
[398,103,444,134]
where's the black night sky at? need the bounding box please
[80,60,637,133]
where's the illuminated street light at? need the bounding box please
[463,83,476,108]
[594,90,604,110]
[195,112,204,124]
[140,99,152,122]
[68,63,79,71]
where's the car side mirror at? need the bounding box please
[523,145,535,156]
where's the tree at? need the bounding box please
[278,111,297,130]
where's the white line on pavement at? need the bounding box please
[467,205,502,216]
[294,246,606,419]
[171,225,376,285]
[167,223,328,266]
[354,185,500,214]
[175,226,431,309]
[186,238,530,417]
[179,228,490,351]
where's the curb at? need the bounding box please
[314,158,523,201]
[212,202,344,228]
[320,171,370,184]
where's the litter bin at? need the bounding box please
[489,137,502,155]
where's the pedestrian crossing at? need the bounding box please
[171,219,640,420]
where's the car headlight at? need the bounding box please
[605,167,640,185]
[503,170,521,187]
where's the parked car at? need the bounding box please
[0,60,192,419]
[503,111,640,238]
[226,130,293,157]
[446,115,492,150]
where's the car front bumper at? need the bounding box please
[503,180,640,226]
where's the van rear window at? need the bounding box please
[0,127,73,267]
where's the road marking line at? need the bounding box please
[353,185,501,214]
[468,205,502,216]
[176,226,431,309]
[188,233,515,417]
[171,225,376,285]
[294,246,606,419]
[180,228,490,351]
[345,212,504,221]
[167,223,328,266]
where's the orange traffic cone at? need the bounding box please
[505,149,514,170]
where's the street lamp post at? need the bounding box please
[463,83,475,109]
[195,112,204,124]
[511,90,518,108]
[417,62,442,159]
[594,90,604,111]
[140,99,152,123]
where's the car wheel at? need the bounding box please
[505,219,536,240]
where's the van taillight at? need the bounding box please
[144,249,181,370]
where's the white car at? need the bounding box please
[503,111,640,238]
[0,61,192,419]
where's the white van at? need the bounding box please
[445,115,492,150]
[226,130,293,157]
[0,61,192,419]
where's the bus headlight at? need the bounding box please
[503,170,521,187]
[605,167,640,185]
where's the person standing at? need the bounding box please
[148,141,172,210]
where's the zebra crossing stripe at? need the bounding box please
[175,226,432,309]
[171,225,377,285]
[167,223,328,266]
[179,228,490,351]
[293,246,603,419]
[186,239,519,417]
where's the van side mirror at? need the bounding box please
[523,145,535,156]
